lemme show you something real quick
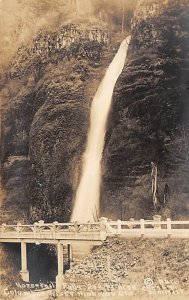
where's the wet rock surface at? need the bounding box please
[102,0,189,220]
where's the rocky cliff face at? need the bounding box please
[102,0,189,220]
[1,24,113,223]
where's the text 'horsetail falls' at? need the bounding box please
[71,36,131,222]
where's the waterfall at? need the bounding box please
[71,36,131,222]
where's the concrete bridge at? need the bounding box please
[1,217,189,292]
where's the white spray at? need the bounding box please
[71,36,131,222]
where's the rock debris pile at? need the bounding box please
[66,237,140,284]
[62,237,189,298]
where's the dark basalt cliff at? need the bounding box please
[1,0,189,224]
[1,25,113,223]
[102,0,189,220]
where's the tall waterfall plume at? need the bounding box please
[71,36,131,222]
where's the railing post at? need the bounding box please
[129,218,135,229]
[117,219,122,234]
[99,217,108,240]
[38,220,44,227]
[20,242,29,282]
[56,242,64,293]
[140,219,145,237]
[34,222,38,239]
[153,215,161,229]
[167,218,172,238]
[16,223,22,233]
[2,223,6,232]
[53,221,58,239]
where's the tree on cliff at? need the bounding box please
[92,0,137,30]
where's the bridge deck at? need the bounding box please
[0,219,189,244]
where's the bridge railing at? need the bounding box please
[0,219,189,240]
[103,219,189,236]
[0,221,101,236]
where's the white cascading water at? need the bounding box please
[71,36,131,222]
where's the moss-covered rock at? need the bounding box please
[102,0,189,220]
